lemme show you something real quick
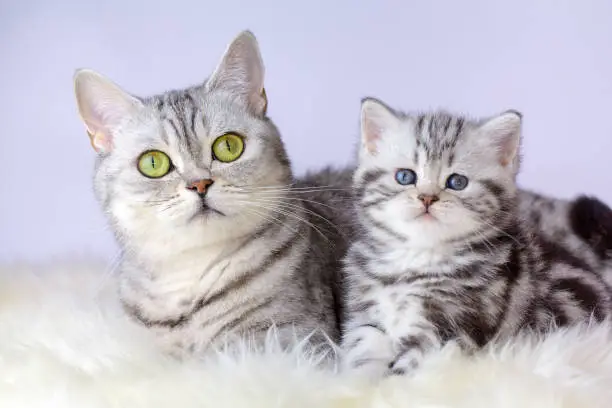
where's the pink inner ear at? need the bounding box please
[259,88,268,115]
[362,118,382,154]
[83,112,113,153]
[497,131,519,167]
[249,87,267,116]
[500,151,511,166]
[86,129,112,153]
[79,99,116,153]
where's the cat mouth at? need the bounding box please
[416,212,437,221]
[189,200,225,222]
[201,202,225,216]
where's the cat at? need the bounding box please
[520,190,612,282]
[341,97,612,379]
[73,31,355,359]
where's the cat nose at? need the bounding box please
[186,179,214,195]
[417,194,439,208]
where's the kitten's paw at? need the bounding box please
[345,357,391,381]
[387,349,422,376]
[342,325,395,381]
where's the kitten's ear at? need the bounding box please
[478,110,522,167]
[74,69,143,153]
[206,30,267,116]
[360,97,399,155]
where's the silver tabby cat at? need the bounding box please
[73,31,354,358]
[341,97,612,379]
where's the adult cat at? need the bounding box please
[74,31,354,358]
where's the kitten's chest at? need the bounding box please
[378,246,460,275]
[359,282,442,340]
[362,248,464,334]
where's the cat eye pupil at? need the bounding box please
[137,150,172,179]
[212,133,245,163]
[446,173,468,190]
[395,169,417,186]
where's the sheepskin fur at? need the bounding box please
[1,258,612,407]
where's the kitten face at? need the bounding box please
[356,98,521,247]
[76,32,291,250]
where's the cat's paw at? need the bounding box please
[344,356,391,381]
[342,325,395,381]
[387,348,423,376]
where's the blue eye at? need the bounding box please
[395,169,417,185]
[446,173,469,190]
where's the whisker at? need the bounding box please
[159,201,181,213]
[476,218,521,246]
[246,195,349,211]
[474,231,497,257]
[232,184,350,192]
[249,198,341,234]
[241,206,293,233]
[230,183,296,191]
[139,195,181,207]
[236,201,308,242]
[253,193,354,202]
[240,200,331,244]
[232,185,351,194]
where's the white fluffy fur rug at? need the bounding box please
[1,259,612,407]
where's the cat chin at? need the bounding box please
[412,212,440,223]
[124,216,265,255]
[185,206,226,223]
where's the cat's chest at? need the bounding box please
[142,256,228,300]
[361,284,431,338]
[360,246,463,332]
[372,245,459,276]
[122,242,266,313]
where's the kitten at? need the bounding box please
[341,97,612,379]
[73,31,354,358]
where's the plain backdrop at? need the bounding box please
[1,0,611,262]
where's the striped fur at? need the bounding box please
[74,32,355,358]
[341,98,612,379]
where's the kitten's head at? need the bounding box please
[74,31,292,252]
[355,98,521,247]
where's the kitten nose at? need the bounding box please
[187,179,214,195]
[418,194,439,208]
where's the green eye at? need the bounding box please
[212,133,244,163]
[137,150,172,178]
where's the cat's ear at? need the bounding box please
[206,30,267,116]
[360,97,399,155]
[478,110,522,167]
[74,69,143,153]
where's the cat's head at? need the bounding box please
[74,31,292,252]
[354,98,522,247]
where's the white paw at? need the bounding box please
[388,348,423,376]
[345,356,391,381]
[342,325,395,381]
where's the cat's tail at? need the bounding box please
[569,195,612,259]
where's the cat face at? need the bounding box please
[74,32,292,251]
[355,98,522,247]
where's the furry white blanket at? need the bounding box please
[1,259,612,408]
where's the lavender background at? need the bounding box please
[1,0,611,262]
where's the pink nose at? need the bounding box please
[187,179,213,195]
[418,194,439,208]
